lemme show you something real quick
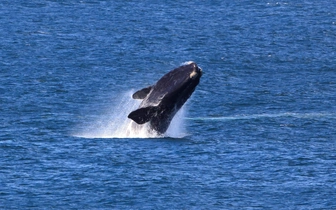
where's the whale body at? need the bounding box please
[128,61,202,134]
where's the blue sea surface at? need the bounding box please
[1,0,336,209]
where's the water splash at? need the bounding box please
[73,91,187,139]
[165,106,188,138]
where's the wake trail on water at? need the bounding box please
[186,112,336,121]
[73,91,187,139]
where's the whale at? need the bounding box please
[128,61,202,135]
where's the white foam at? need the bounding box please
[73,91,187,139]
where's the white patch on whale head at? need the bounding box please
[189,70,198,79]
[181,61,195,66]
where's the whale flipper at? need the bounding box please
[132,86,153,99]
[128,106,158,124]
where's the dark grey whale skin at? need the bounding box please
[128,62,202,134]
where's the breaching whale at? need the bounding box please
[128,61,202,135]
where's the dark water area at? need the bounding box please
[1,1,336,209]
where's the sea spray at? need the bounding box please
[165,107,188,138]
[74,91,187,138]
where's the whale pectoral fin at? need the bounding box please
[128,106,157,124]
[132,86,153,99]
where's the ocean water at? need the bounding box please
[1,0,336,209]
